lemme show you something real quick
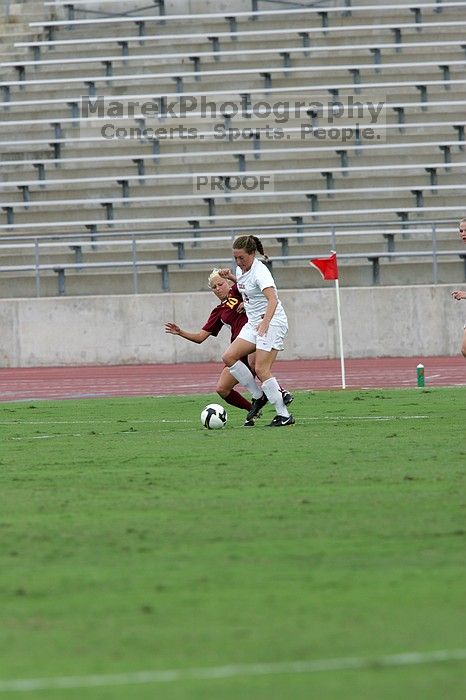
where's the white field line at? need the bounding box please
[10,434,87,441]
[302,415,429,421]
[0,649,465,692]
[399,373,443,385]
[0,416,429,427]
[0,419,190,426]
[3,415,430,440]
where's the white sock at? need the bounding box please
[262,377,290,417]
[229,361,262,399]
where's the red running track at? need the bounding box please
[0,357,464,402]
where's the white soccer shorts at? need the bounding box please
[238,320,288,352]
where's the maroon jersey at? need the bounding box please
[202,283,247,342]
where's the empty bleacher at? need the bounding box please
[1,0,465,297]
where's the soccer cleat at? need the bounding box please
[246,393,268,421]
[268,414,295,427]
[243,410,262,427]
[282,390,294,406]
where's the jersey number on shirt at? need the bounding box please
[225,296,240,310]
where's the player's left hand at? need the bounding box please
[257,320,269,337]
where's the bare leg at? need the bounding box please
[216,366,251,411]
[254,348,289,417]
[222,338,261,399]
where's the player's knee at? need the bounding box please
[216,385,229,398]
[254,363,269,383]
[254,368,265,382]
[222,350,234,366]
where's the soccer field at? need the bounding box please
[1,388,465,699]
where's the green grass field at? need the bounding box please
[1,388,465,699]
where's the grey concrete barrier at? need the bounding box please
[0,284,465,367]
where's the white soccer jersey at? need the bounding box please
[236,258,288,327]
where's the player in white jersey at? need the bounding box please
[220,235,295,427]
[451,217,466,358]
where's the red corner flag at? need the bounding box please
[309,251,339,280]
[309,250,345,388]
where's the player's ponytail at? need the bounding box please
[232,235,269,261]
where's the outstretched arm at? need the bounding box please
[165,323,211,344]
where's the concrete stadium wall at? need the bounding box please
[0,285,464,367]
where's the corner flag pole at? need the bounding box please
[309,250,346,390]
[334,277,346,389]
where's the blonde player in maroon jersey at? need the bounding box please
[451,217,466,358]
[165,269,293,426]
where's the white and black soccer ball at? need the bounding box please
[201,403,228,430]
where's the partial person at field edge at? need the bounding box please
[451,217,466,358]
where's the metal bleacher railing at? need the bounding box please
[0,135,464,179]
[1,39,465,81]
[1,204,464,234]
[0,121,464,162]
[1,145,465,192]
[1,0,464,296]
[1,180,465,226]
[11,1,461,64]
[14,17,466,65]
[0,220,464,297]
[3,59,466,98]
[35,1,455,30]
[41,0,340,20]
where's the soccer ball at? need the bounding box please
[201,403,228,430]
